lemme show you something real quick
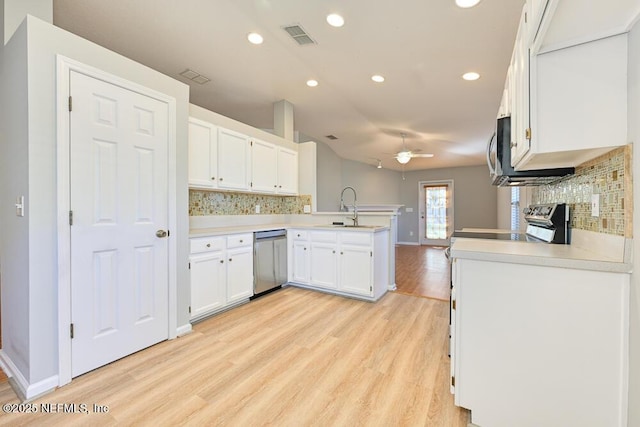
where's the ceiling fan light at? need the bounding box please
[396,151,411,164]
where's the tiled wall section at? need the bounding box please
[532,145,632,237]
[190,190,312,215]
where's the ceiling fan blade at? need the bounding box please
[411,153,434,158]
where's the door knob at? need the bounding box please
[156,230,168,238]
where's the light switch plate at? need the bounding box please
[591,194,600,217]
[255,205,261,214]
[303,204,311,213]
[405,207,414,213]
[15,196,24,217]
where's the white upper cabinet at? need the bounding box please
[510,6,530,166]
[277,147,298,195]
[188,118,218,189]
[188,116,299,195]
[523,34,628,170]
[505,1,631,171]
[217,128,251,191]
[250,139,278,193]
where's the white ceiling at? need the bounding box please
[52,0,524,171]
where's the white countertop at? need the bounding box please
[190,223,389,237]
[451,236,632,273]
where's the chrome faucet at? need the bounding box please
[340,186,358,226]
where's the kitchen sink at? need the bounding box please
[313,224,378,229]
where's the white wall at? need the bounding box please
[316,140,344,211]
[0,15,190,387]
[0,20,29,380]
[628,19,640,427]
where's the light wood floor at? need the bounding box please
[0,288,468,426]
[395,245,450,300]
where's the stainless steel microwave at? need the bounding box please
[487,116,574,186]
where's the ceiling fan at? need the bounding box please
[394,133,434,164]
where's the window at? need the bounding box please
[511,187,520,230]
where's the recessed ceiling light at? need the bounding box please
[247,32,264,45]
[306,80,319,87]
[455,0,482,8]
[462,72,480,81]
[371,75,385,83]
[326,14,345,27]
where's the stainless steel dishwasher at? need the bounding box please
[253,229,287,297]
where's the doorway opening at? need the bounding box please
[418,180,454,246]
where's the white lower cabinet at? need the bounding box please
[288,228,389,301]
[189,233,253,320]
[451,257,630,427]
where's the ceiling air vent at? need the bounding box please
[179,68,211,85]
[325,135,338,140]
[283,24,316,45]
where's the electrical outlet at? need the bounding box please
[409,231,414,236]
[591,194,600,217]
[303,204,311,213]
[255,205,261,214]
[405,207,414,213]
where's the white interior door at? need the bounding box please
[69,70,169,377]
[418,180,454,246]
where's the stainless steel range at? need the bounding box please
[450,203,570,245]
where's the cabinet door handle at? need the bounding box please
[206,243,211,248]
[340,252,344,255]
[220,260,224,264]
[297,234,301,237]
[304,247,307,251]
[211,177,216,180]
[279,185,282,188]
[219,177,224,181]
[239,239,243,243]
[229,258,232,262]
[332,250,336,254]
[510,141,517,148]
[274,185,277,188]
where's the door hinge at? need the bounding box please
[188,306,191,314]
[452,300,456,310]
[250,140,253,146]
[69,210,73,226]
[68,96,73,112]
[70,323,74,339]
[250,182,253,188]
[451,376,455,387]
[188,262,191,270]
[525,128,531,140]
[370,251,373,257]
[167,230,170,237]
[370,285,372,292]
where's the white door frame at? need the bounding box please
[418,179,454,245]
[56,55,178,386]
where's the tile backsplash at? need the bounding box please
[532,145,632,237]
[190,190,312,216]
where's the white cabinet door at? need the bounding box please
[291,240,310,284]
[226,245,254,304]
[339,245,372,296]
[217,128,250,190]
[190,252,225,319]
[310,242,338,289]
[510,6,531,166]
[251,139,278,193]
[277,147,298,195]
[188,118,217,189]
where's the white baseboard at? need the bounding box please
[397,241,420,246]
[176,323,193,337]
[0,350,57,401]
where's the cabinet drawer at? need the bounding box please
[310,231,338,243]
[227,233,253,249]
[290,230,309,241]
[340,232,372,246]
[190,237,225,254]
